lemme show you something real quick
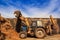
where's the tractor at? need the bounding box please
[19,20,46,38]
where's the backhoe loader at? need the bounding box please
[14,11,46,38]
[14,10,59,39]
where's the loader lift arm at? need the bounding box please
[14,10,31,33]
[19,16,31,33]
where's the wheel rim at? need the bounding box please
[36,30,44,37]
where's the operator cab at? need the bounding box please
[32,20,43,28]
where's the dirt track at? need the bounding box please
[5,34,60,40]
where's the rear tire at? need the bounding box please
[35,28,46,38]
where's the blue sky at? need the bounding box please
[0,0,60,18]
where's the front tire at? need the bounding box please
[19,31,27,39]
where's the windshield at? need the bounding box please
[37,21,43,26]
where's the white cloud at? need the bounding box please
[0,6,18,18]
[21,0,60,18]
[0,0,60,18]
[0,5,29,18]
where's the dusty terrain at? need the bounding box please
[1,18,60,40]
[5,34,60,40]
